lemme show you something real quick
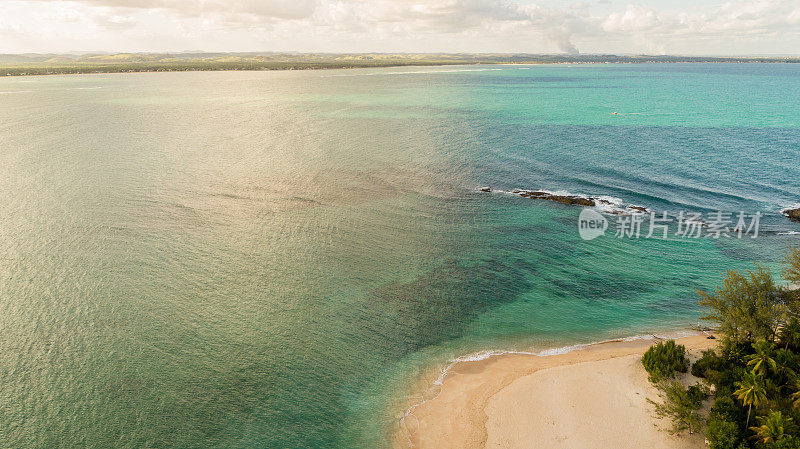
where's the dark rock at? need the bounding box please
[514,190,594,207]
[549,195,595,207]
[502,187,658,215]
[784,208,800,222]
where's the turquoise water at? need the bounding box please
[0,64,798,448]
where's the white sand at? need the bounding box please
[397,335,716,449]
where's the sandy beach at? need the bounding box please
[397,334,717,449]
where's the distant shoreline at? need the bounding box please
[2,53,800,77]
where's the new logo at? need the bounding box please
[578,208,608,241]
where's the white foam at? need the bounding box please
[594,195,625,214]
[781,204,800,214]
[482,187,649,215]
[534,343,588,356]
[596,195,624,205]
[778,231,800,235]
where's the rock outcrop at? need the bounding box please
[482,187,650,215]
[783,208,800,223]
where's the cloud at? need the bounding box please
[13,0,586,52]
[91,13,136,29]
[295,0,586,53]
[681,0,800,36]
[3,0,800,54]
[603,5,661,32]
[596,0,800,44]
[26,0,320,20]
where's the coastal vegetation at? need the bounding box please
[642,340,690,382]
[645,245,800,449]
[2,52,800,76]
[649,380,707,434]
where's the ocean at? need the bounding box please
[0,63,798,448]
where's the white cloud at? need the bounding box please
[24,0,320,19]
[301,0,583,52]
[681,0,800,36]
[2,0,800,54]
[602,5,662,32]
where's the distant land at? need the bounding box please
[2,53,800,76]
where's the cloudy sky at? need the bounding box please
[1,0,799,55]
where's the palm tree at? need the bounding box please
[750,411,792,445]
[747,340,777,376]
[779,317,800,351]
[791,380,800,410]
[774,348,797,387]
[735,371,767,427]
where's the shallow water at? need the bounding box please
[0,64,798,448]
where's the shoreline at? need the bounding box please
[394,330,716,449]
[4,58,800,78]
[0,61,483,78]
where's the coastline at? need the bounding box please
[4,56,800,78]
[394,332,716,449]
[0,61,480,78]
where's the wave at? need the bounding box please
[782,203,800,213]
[481,187,800,226]
[398,329,700,448]
[480,187,650,215]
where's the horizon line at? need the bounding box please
[4,51,800,58]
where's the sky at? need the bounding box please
[1,0,799,55]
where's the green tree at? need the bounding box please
[642,340,690,382]
[697,247,800,449]
[772,437,800,449]
[699,266,784,344]
[749,411,794,445]
[790,380,800,410]
[784,246,800,315]
[648,381,705,434]
[706,416,742,449]
[711,393,746,424]
[784,245,800,288]
[779,318,800,351]
[773,348,797,387]
[735,371,767,427]
[693,348,723,378]
[748,341,778,376]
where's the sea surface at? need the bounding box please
[0,63,799,448]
